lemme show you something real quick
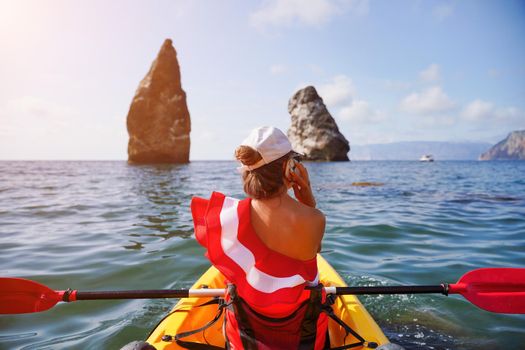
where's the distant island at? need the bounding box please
[351,141,491,160]
[479,130,525,160]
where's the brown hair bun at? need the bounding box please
[234,145,263,166]
[234,146,292,200]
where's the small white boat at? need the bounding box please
[419,154,434,162]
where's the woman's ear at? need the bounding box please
[284,177,293,189]
[283,159,293,181]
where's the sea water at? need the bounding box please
[0,160,524,350]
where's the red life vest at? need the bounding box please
[191,192,328,349]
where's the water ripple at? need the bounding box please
[1,160,524,349]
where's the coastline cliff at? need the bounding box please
[479,130,525,160]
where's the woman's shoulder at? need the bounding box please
[290,205,325,258]
[294,201,325,221]
[291,203,325,238]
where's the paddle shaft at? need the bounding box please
[64,289,207,301]
[3,268,524,314]
[331,284,448,295]
[64,284,448,301]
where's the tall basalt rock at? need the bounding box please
[287,86,350,161]
[479,130,525,160]
[127,39,191,163]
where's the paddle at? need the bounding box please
[1,267,524,315]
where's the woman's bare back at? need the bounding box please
[250,193,325,261]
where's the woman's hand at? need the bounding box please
[290,163,316,208]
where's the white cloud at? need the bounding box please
[269,64,287,75]
[400,86,455,115]
[462,99,525,124]
[250,0,369,28]
[383,79,411,91]
[317,75,356,107]
[419,64,440,82]
[313,74,384,124]
[339,99,385,123]
[495,107,523,121]
[461,99,494,121]
[432,3,454,21]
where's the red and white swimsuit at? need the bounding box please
[191,192,329,349]
[191,191,320,315]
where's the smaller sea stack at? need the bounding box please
[287,86,350,161]
[127,39,191,164]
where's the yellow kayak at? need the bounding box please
[147,255,390,349]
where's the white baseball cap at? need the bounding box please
[238,126,295,171]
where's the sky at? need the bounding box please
[0,0,524,160]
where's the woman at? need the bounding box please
[191,126,327,349]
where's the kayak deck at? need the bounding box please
[147,255,389,349]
